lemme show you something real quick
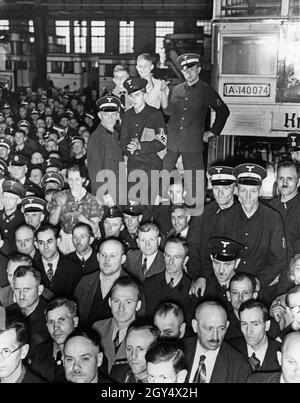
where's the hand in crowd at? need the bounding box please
[127,138,141,154]
[189,277,206,297]
[103,194,115,207]
[160,79,170,96]
[270,299,287,329]
[203,130,215,143]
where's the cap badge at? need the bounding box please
[246,165,255,172]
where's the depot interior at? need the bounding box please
[0,0,299,172]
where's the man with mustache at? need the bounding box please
[184,300,251,383]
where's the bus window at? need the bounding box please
[222,36,278,75]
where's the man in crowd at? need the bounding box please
[28,298,79,382]
[154,302,186,339]
[125,222,164,282]
[230,299,281,372]
[93,277,142,374]
[21,196,47,230]
[63,329,109,383]
[110,322,159,383]
[0,313,45,383]
[73,238,128,327]
[185,300,252,383]
[146,341,187,383]
[163,53,230,208]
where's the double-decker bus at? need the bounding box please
[209,0,300,165]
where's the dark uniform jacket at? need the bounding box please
[184,336,252,383]
[143,270,198,325]
[0,206,25,253]
[120,103,166,172]
[87,123,124,197]
[21,367,47,383]
[164,80,230,153]
[229,336,281,373]
[199,199,238,279]
[210,202,287,292]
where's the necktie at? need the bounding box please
[141,257,147,276]
[119,91,126,108]
[47,263,54,283]
[168,278,175,289]
[193,355,206,383]
[113,330,120,354]
[249,352,261,371]
[221,285,227,296]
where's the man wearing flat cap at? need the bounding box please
[0,179,25,251]
[163,53,230,208]
[209,163,287,304]
[87,95,125,204]
[120,77,167,205]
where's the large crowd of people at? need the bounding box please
[0,51,300,384]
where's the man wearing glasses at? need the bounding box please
[0,313,45,383]
[163,53,230,209]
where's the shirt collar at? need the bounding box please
[247,338,269,363]
[76,248,93,261]
[142,250,158,269]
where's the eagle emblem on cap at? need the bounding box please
[246,165,255,172]
[27,198,34,204]
[215,168,223,173]
[46,159,51,167]
[221,241,230,253]
[107,97,113,103]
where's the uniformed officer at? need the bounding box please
[8,153,37,196]
[45,157,63,173]
[163,53,230,209]
[199,166,237,279]
[209,163,287,305]
[121,77,167,205]
[0,179,25,250]
[287,132,300,163]
[0,138,12,162]
[21,196,47,230]
[204,237,244,307]
[41,172,64,192]
[120,203,144,250]
[101,205,125,239]
[87,95,125,204]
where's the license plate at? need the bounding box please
[224,83,270,97]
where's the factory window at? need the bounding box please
[55,21,70,53]
[0,20,9,30]
[155,21,174,67]
[28,20,35,43]
[91,21,105,53]
[74,20,87,53]
[196,20,212,36]
[119,21,134,54]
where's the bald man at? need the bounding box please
[248,332,300,383]
[184,301,251,383]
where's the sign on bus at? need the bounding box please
[224,83,270,97]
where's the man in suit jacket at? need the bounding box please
[229,299,281,372]
[73,238,128,327]
[28,298,79,383]
[35,225,82,298]
[185,300,252,383]
[66,222,99,276]
[248,331,300,383]
[6,266,50,358]
[163,204,202,281]
[125,222,165,282]
[111,322,159,383]
[143,237,199,326]
[93,277,142,374]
